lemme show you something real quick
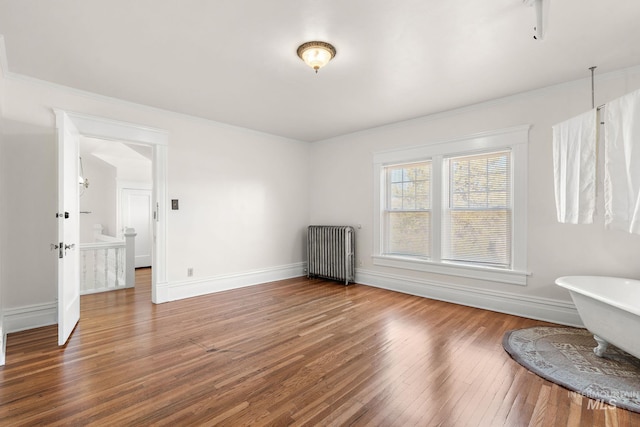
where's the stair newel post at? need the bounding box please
[92,224,103,242]
[124,228,137,288]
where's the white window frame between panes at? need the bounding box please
[373,125,530,286]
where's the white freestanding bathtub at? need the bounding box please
[556,276,640,359]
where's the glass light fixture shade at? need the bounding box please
[297,41,336,73]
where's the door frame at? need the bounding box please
[54,110,169,303]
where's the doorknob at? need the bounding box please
[63,243,75,257]
[51,242,63,258]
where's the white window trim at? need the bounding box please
[373,125,530,286]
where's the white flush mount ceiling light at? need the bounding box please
[297,41,336,73]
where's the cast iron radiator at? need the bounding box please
[307,225,355,285]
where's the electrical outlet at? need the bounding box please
[187,267,193,277]
[357,260,363,267]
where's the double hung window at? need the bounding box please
[442,150,511,268]
[386,161,432,258]
[374,126,528,285]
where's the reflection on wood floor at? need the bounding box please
[2,268,638,425]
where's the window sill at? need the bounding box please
[372,255,529,286]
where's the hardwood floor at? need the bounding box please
[2,269,638,426]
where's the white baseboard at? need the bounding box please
[1,265,580,341]
[356,269,583,327]
[0,326,5,366]
[3,302,57,334]
[1,263,306,334]
[161,262,307,302]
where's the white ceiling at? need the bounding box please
[1,1,639,141]
[81,137,152,179]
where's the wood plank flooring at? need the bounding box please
[1,269,638,426]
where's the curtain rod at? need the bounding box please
[590,66,606,124]
[590,66,597,108]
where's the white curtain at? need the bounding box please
[604,88,640,234]
[552,109,597,224]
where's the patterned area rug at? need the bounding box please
[503,326,640,413]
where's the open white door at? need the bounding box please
[56,111,81,346]
[53,110,169,304]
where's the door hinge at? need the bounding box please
[56,212,70,219]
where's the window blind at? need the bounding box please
[385,161,431,257]
[442,151,511,267]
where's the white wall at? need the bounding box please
[116,160,151,183]
[166,119,310,280]
[79,154,117,241]
[309,66,640,322]
[0,70,310,328]
[0,67,5,364]
[1,118,57,311]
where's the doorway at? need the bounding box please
[79,137,154,275]
[55,110,168,308]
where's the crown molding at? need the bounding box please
[3,32,640,145]
[0,34,302,144]
[319,64,640,143]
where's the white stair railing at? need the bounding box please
[79,225,136,295]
